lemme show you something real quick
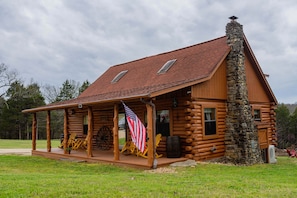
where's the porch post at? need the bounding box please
[32,113,37,150]
[113,104,119,160]
[46,110,51,152]
[63,109,69,154]
[146,103,154,167]
[87,106,93,157]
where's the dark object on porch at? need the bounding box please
[166,136,181,158]
[96,126,113,150]
[60,134,64,144]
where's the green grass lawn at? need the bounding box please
[0,139,61,149]
[0,154,296,197]
[1,140,297,197]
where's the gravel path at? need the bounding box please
[0,149,32,156]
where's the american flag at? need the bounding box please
[122,102,146,152]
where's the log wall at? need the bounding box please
[251,103,277,147]
[184,99,226,161]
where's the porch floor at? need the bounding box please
[32,148,188,169]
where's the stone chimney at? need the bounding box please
[224,16,262,164]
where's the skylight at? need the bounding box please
[157,59,177,74]
[111,70,128,83]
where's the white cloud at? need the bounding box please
[0,0,297,103]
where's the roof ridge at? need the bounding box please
[111,35,227,68]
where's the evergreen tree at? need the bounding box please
[79,80,90,95]
[276,104,292,148]
[55,79,79,102]
[0,81,45,139]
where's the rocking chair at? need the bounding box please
[137,133,163,159]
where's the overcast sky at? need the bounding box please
[0,1,296,103]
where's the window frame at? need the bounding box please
[253,109,261,122]
[83,115,88,135]
[202,106,218,140]
[155,109,171,137]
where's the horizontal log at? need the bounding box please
[193,141,225,149]
[184,108,192,113]
[196,145,225,153]
[185,146,193,152]
[193,104,202,109]
[191,115,202,120]
[190,120,202,124]
[185,154,194,159]
[193,152,224,161]
[185,116,192,121]
[185,138,193,143]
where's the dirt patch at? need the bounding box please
[144,167,177,174]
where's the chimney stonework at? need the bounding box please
[224,19,262,164]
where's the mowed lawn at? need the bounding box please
[0,139,61,149]
[0,140,297,197]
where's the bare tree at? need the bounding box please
[42,84,60,104]
[0,63,18,98]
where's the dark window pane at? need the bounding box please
[156,110,170,137]
[205,121,216,135]
[204,108,216,136]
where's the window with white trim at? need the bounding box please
[204,108,217,136]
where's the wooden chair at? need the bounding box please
[66,133,85,150]
[121,140,137,154]
[72,138,84,150]
[67,133,77,148]
[137,134,163,159]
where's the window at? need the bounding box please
[111,70,128,83]
[254,109,261,121]
[118,113,126,130]
[157,59,177,74]
[204,108,217,136]
[156,110,170,136]
[83,115,88,135]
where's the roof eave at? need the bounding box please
[22,94,151,113]
[243,35,278,104]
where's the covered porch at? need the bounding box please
[24,98,188,169]
[32,147,188,169]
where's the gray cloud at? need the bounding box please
[0,0,296,103]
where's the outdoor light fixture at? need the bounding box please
[173,97,178,108]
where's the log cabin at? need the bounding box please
[23,17,277,168]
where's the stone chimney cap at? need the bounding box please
[229,16,238,21]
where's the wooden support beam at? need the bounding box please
[87,106,93,157]
[46,110,51,152]
[32,113,37,150]
[146,103,154,167]
[113,104,119,161]
[63,109,69,154]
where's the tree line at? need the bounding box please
[1,63,297,148]
[276,103,297,148]
[0,63,89,140]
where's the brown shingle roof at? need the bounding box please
[23,36,231,112]
[79,36,230,99]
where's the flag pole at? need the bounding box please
[141,98,157,169]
